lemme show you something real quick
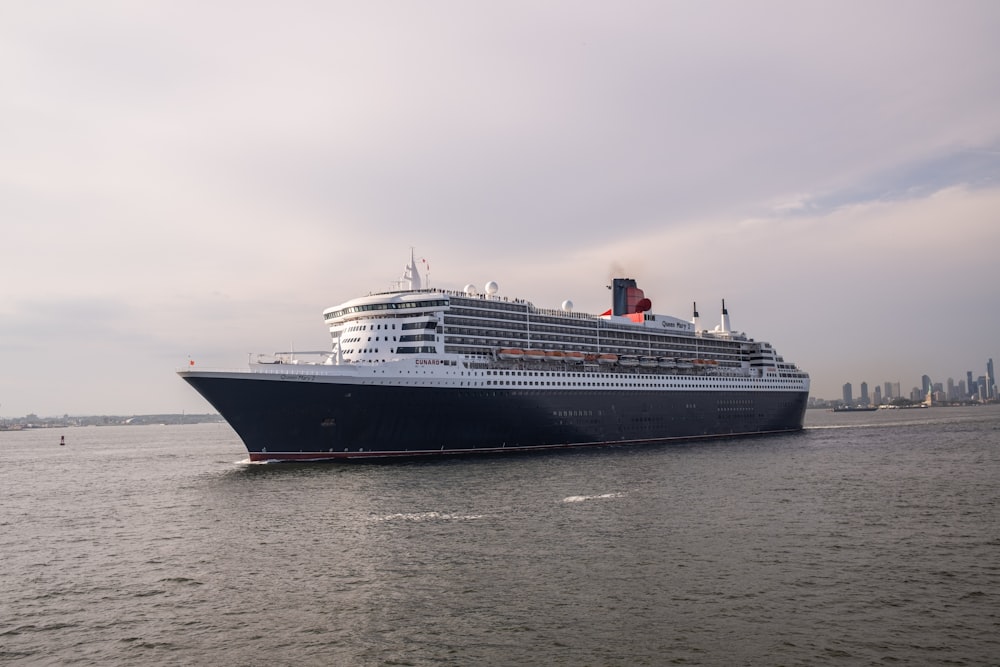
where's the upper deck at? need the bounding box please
[319,290,805,382]
[313,254,807,381]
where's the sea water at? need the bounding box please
[2,406,998,665]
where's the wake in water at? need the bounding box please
[369,511,485,523]
[562,492,625,503]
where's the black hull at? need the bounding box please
[184,375,808,461]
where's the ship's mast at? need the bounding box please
[401,248,422,290]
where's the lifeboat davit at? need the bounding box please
[498,348,524,360]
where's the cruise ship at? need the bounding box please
[180,253,810,461]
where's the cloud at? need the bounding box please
[1,1,999,414]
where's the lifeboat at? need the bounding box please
[658,357,676,368]
[498,348,524,360]
[639,356,658,368]
[675,359,694,370]
[564,351,585,363]
[618,355,639,367]
[523,349,545,362]
[597,353,618,365]
[692,359,716,372]
[544,350,566,362]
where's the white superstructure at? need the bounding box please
[263,258,813,395]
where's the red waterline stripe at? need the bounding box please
[245,427,801,461]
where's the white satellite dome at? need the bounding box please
[464,283,477,295]
[485,281,499,295]
[561,300,574,312]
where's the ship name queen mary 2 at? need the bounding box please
[180,253,810,461]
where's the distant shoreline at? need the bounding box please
[0,414,223,430]
[808,401,990,410]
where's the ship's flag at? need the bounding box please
[189,359,195,366]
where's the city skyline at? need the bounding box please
[835,357,997,405]
[2,2,1000,416]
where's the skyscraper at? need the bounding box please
[988,358,996,400]
[967,371,976,398]
[884,382,894,400]
[842,382,853,406]
[860,382,869,406]
[921,375,932,396]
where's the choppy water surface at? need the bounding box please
[2,407,998,665]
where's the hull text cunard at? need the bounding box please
[180,253,810,461]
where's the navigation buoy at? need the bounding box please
[60,435,65,446]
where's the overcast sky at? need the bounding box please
[2,1,999,416]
